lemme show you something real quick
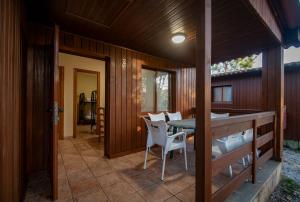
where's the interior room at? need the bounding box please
[58,52,106,152]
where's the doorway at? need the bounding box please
[57,52,108,157]
[73,69,101,141]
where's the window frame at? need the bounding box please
[141,66,176,114]
[212,85,233,104]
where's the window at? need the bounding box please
[212,85,232,103]
[141,68,172,112]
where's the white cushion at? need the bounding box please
[243,129,253,143]
[211,112,229,119]
[167,112,182,121]
[148,112,166,121]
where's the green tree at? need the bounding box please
[211,55,257,74]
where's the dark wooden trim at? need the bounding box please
[262,46,284,161]
[60,45,106,61]
[257,148,274,167]
[212,121,252,139]
[51,24,59,200]
[58,66,64,140]
[73,68,100,138]
[242,0,282,43]
[257,131,274,148]
[212,167,252,202]
[212,142,252,177]
[195,0,212,201]
[252,119,257,183]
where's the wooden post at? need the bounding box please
[262,46,284,161]
[252,120,257,183]
[195,0,212,201]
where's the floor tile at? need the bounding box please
[97,172,125,188]
[69,177,100,197]
[102,181,137,201]
[74,190,108,202]
[138,184,173,202]
[175,185,195,202]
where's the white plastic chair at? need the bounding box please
[211,113,246,177]
[214,133,246,177]
[166,112,195,135]
[148,112,166,121]
[211,112,230,119]
[242,128,260,164]
[143,118,188,180]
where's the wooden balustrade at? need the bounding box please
[211,111,276,201]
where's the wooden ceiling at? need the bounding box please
[26,0,279,65]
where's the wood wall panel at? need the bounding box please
[26,25,53,173]
[284,66,300,141]
[211,63,300,141]
[58,29,194,157]
[0,0,23,201]
[212,73,263,110]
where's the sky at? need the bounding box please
[253,47,300,68]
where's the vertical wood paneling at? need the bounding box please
[0,0,23,201]
[212,73,263,110]
[285,66,300,141]
[26,25,53,174]
[30,25,197,158]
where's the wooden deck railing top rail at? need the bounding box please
[211,111,276,202]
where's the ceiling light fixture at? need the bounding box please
[171,33,186,44]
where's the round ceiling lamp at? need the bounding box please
[171,33,186,44]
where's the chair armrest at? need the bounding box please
[168,131,186,139]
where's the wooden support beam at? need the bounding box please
[243,0,282,43]
[195,0,212,201]
[262,46,284,161]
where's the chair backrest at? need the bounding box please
[143,118,167,147]
[166,112,182,121]
[148,112,166,121]
[243,128,253,143]
[211,112,229,119]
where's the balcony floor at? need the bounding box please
[24,127,275,202]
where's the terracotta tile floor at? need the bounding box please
[55,126,196,202]
[24,126,248,201]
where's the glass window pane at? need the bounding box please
[213,87,222,102]
[223,86,232,102]
[156,71,170,111]
[141,69,155,112]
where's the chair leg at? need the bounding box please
[242,157,246,167]
[229,165,233,177]
[144,147,149,169]
[161,147,164,160]
[161,154,167,180]
[184,146,188,171]
[247,154,251,164]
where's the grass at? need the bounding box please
[284,140,300,153]
[269,176,300,202]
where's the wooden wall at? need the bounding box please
[212,72,263,110]
[26,24,195,160]
[26,25,53,174]
[0,0,23,201]
[284,65,300,141]
[212,63,300,141]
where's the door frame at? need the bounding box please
[58,66,64,140]
[73,68,100,138]
[59,48,110,158]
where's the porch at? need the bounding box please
[2,0,300,202]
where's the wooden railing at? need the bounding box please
[211,111,276,201]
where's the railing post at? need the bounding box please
[195,0,212,201]
[252,119,257,184]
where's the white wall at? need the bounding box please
[59,52,105,137]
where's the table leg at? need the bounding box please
[170,127,178,159]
